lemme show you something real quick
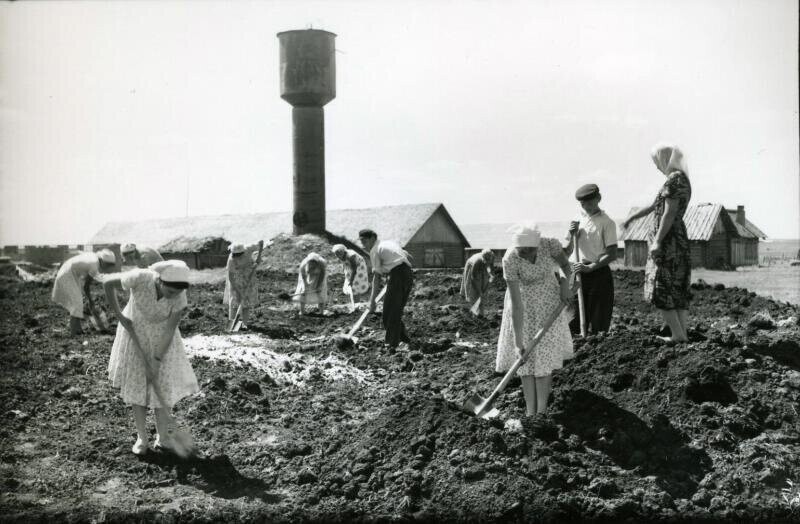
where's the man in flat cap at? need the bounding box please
[565,183,618,334]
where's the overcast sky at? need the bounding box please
[1,0,798,245]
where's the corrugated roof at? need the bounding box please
[89,203,469,251]
[726,210,767,239]
[620,203,748,242]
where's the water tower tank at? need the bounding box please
[277,29,337,234]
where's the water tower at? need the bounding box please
[277,29,336,235]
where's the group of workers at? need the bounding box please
[47,143,692,453]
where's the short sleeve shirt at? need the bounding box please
[370,240,411,274]
[571,210,618,263]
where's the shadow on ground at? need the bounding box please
[551,388,712,498]
[142,451,281,503]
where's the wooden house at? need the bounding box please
[620,203,766,268]
[89,203,470,269]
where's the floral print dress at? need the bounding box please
[223,244,260,310]
[341,249,370,296]
[644,171,692,309]
[107,269,199,408]
[461,253,491,304]
[496,239,574,377]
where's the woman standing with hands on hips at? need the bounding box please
[496,225,576,417]
[623,144,692,343]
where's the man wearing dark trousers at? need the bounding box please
[565,184,618,334]
[358,229,414,349]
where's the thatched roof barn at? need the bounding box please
[89,203,470,268]
[620,203,767,268]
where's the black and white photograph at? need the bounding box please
[1,0,798,522]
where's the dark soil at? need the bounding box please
[2,241,800,522]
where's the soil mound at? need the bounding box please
[3,267,800,522]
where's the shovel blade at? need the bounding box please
[231,320,243,332]
[462,393,500,419]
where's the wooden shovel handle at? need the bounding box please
[479,302,567,412]
[572,231,587,337]
[347,286,386,336]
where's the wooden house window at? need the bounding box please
[424,247,445,267]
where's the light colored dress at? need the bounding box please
[138,247,164,268]
[293,254,328,305]
[107,269,199,408]
[223,244,260,310]
[341,249,370,296]
[52,252,102,318]
[460,252,491,304]
[496,239,573,377]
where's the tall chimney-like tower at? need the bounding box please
[277,29,336,235]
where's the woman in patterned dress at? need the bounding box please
[461,249,495,317]
[331,244,370,302]
[293,252,329,315]
[103,260,200,455]
[223,241,264,330]
[623,144,692,343]
[496,225,576,416]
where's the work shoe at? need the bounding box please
[154,433,176,452]
[131,437,149,456]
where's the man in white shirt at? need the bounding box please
[359,229,413,349]
[565,184,618,333]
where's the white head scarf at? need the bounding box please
[331,244,347,256]
[508,224,541,248]
[97,249,116,264]
[651,143,688,176]
[151,260,190,284]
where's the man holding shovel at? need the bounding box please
[564,184,618,334]
[224,241,264,331]
[359,229,413,349]
[461,249,495,317]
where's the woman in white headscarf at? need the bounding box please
[52,249,118,335]
[496,225,576,417]
[293,252,329,315]
[461,249,495,317]
[223,241,264,329]
[331,244,370,300]
[103,260,200,455]
[623,144,692,343]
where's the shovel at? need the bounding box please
[572,231,587,337]
[469,297,482,316]
[228,241,265,333]
[89,310,109,333]
[333,286,387,348]
[227,305,242,332]
[127,328,197,458]
[463,301,567,419]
